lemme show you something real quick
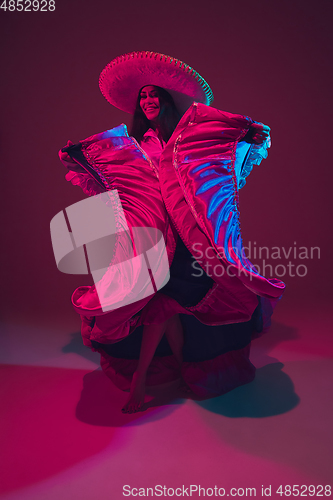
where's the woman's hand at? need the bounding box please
[59,140,76,169]
[244,123,271,144]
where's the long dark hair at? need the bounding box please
[130,86,181,144]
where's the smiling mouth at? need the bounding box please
[145,107,157,111]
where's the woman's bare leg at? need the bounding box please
[164,314,184,368]
[121,315,185,413]
[165,314,191,393]
[121,319,168,413]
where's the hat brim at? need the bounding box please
[99,51,213,115]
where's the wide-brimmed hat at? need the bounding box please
[99,51,214,115]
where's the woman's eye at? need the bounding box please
[140,92,158,99]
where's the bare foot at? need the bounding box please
[121,372,146,414]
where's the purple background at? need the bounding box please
[1,0,332,325]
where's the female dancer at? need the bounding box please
[57,51,284,414]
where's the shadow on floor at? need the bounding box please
[72,318,299,424]
[62,331,101,364]
[75,369,183,426]
[196,361,299,417]
[75,360,299,427]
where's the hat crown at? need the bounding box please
[99,51,213,115]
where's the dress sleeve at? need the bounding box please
[65,170,105,196]
[59,140,106,196]
[235,136,271,189]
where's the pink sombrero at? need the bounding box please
[99,51,214,115]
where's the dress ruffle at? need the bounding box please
[58,103,283,398]
[65,170,105,196]
[238,137,271,189]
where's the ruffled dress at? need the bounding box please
[58,103,285,398]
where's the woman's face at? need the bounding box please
[139,86,160,122]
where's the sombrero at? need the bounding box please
[99,51,214,115]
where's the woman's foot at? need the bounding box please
[121,372,146,414]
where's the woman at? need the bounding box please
[57,51,284,414]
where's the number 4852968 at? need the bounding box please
[0,0,55,11]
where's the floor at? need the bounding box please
[0,298,332,499]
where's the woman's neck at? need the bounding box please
[149,122,163,142]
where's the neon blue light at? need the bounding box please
[214,197,234,243]
[102,124,128,139]
[207,184,233,218]
[192,162,212,173]
[192,160,231,174]
[196,176,228,194]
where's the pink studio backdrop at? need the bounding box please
[1,0,332,327]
